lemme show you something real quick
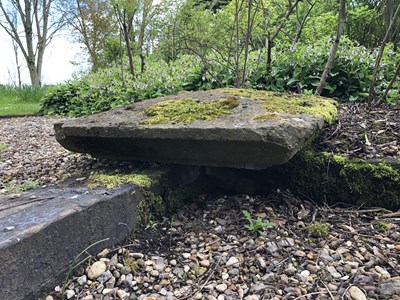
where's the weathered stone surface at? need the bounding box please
[54,89,335,170]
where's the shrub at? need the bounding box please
[39,55,204,117]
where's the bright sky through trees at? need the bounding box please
[0,30,84,85]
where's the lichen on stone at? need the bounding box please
[142,97,239,125]
[218,88,338,124]
[88,172,153,189]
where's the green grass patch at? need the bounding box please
[0,85,47,116]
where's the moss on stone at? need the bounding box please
[88,172,153,189]
[142,97,239,125]
[281,148,400,209]
[136,191,165,227]
[218,88,338,124]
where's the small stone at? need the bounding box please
[319,248,333,262]
[102,288,113,295]
[222,273,229,280]
[293,250,306,257]
[125,273,134,286]
[150,270,160,277]
[117,289,129,299]
[226,257,239,267]
[130,253,144,259]
[250,283,266,293]
[88,261,107,279]
[216,283,228,293]
[45,296,54,300]
[65,290,75,299]
[83,296,94,300]
[193,292,203,299]
[169,259,177,266]
[395,244,400,251]
[98,270,113,284]
[348,286,367,300]
[244,295,260,300]
[200,259,210,267]
[297,270,310,281]
[284,264,297,276]
[182,253,191,259]
[97,249,110,258]
[256,257,266,269]
[266,242,279,253]
[377,281,400,297]
[306,264,320,274]
[327,266,341,278]
[77,275,87,286]
[328,284,338,291]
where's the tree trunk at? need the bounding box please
[368,1,400,105]
[241,0,253,87]
[314,0,347,97]
[381,60,400,104]
[293,0,316,45]
[0,0,63,86]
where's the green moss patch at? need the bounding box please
[281,148,400,209]
[88,173,153,189]
[142,97,239,125]
[218,88,337,124]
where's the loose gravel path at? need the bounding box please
[45,193,399,300]
[0,116,116,194]
[1,116,399,300]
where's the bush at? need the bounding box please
[38,55,204,117]
[249,38,400,102]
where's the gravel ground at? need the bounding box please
[0,116,122,194]
[1,116,399,300]
[44,193,400,300]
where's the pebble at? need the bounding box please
[284,264,297,276]
[77,275,87,285]
[348,286,367,300]
[65,290,75,299]
[117,289,129,299]
[377,281,400,298]
[87,261,107,279]
[215,283,228,293]
[98,270,113,284]
[226,257,239,267]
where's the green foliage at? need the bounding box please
[251,38,400,102]
[38,55,203,117]
[242,210,275,235]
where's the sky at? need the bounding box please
[0,30,85,85]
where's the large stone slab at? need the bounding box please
[54,89,337,170]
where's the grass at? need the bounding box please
[0,85,47,116]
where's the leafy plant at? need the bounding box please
[242,210,275,235]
